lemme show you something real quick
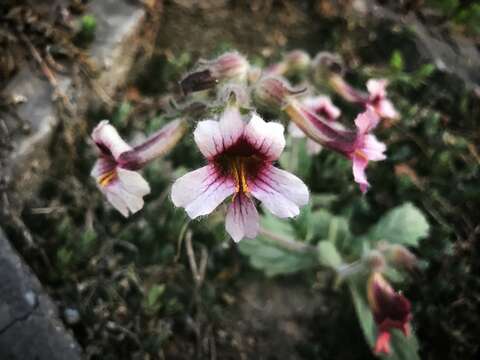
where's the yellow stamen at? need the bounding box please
[230,157,249,198]
[98,170,117,187]
[354,149,368,161]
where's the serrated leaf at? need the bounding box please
[317,241,342,268]
[368,203,429,247]
[348,278,421,360]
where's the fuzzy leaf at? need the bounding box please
[238,215,317,277]
[368,203,429,247]
[317,241,343,268]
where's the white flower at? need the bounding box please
[171,106,309,242]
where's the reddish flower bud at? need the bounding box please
[180,52,249,94]
[367,272,412,355]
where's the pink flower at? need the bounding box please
[303,95,341,121]
[91,119,186,217]
[288,95,341,155]
[367,272,412,355]
[366,79,399,119]
[285,100,385,192]
[171,106,309,242]
[330,76,399,119]
[350,107,386,193]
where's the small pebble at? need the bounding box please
[64,308,81,325]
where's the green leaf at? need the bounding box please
[310,209,353,254]
[144,284,166,314]
[317,241,342,268]
[390,50,404,72]
[348,278,421,360]
[367,203,429,247]
[238,215,317,277]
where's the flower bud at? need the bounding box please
[252,76,305,111]
[311,51,345,85]
[180,52,249,94]
[367,272,412,355]
[387,244,418,272]
[284,50,311,75]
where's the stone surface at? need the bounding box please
[0,0,147,201]
[0,229,82,360]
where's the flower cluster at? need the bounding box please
[86,49,420,358]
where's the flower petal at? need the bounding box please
[250,166,309,218]
[354,107,380,134]
[171,165,235,219]
[104,181,145,217]
[92,120,132,160]
[366,79,387,98]
[225,194,259,242]
[117,168,151,197]
[243,113,285,160]
[193,120,223,159]
[363,134,386,161]
[303,95,341,120]
[377,99,399,119]
[352,154,369,193]
[219,106,245,148]
[91,157,116,179]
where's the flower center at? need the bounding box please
[230,157,249,194]
[98,169,117,187]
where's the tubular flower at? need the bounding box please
[180,52,249,94]
[288,95,341,155]
[91,119,187,217]
[329,76,399,119]
[171,105,309,242]
[367,272,412,355]
[366,79,399,119]
[287,102,385,192]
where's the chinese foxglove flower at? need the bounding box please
[288,95,341,155]
[367,272,412,355]
[171,106,309,242]
[284,97,385,192]
[180,52,249,94]
[329,76,399,119]
[366,79,399,119]
[91,119,187,217]
[350,107,387,193]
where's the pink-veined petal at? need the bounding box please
[243,113,285,160]
[90,157,116,179]
[352,154,369,193]
[117,168,151,197]
[225,194,259,242]
[250,166,309,218]
[193,120,223,159]
[92,120,132,160]
[171,165,235,219]
[355,107,380,134]
[219,106,245,148]
[363,135,387,161]
[377,100,399,119]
